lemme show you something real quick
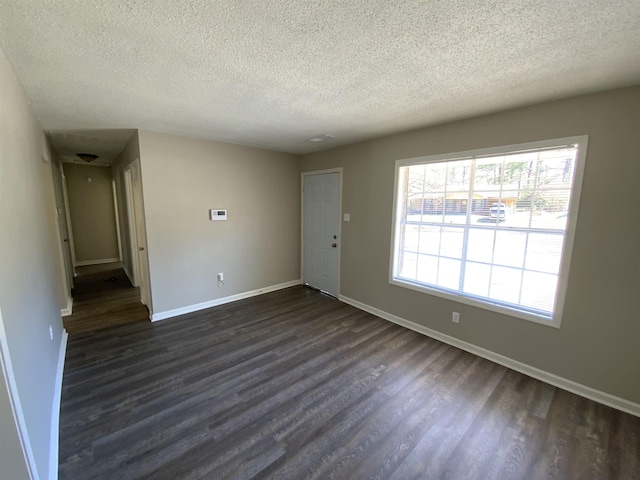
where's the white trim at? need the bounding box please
[389,278,560,328]
[151,280,302,322]
[123,167,140,287]
[0,309,39,480]
[111,178,123,262]
[48,330,67,480]
[60,167,77,274]
[60,297,73,317]
[46,162,73,307]
[74,258,121,267]
[301,168,343,297]
[339,294,640,418]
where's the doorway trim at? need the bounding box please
[112,178,123,262]
[59,165,77,272]
[123,167,140,287]
[301,168,343,297]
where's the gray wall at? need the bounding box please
[65,163,120,264]
[301,86,640,405]
[137,130,301,316]
[0,48,66,480]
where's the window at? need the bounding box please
[390,136,587,327]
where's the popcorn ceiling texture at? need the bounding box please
[0,0,639,155]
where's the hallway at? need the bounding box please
[63,262,149,334]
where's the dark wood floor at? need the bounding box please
[63,263,149,333]
[59,286,640,479]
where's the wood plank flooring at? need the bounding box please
[59,286,640,479]
[63,263,149,333]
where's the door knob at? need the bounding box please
[139,247,145,251]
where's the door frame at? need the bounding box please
[129,159,151,311]
[50,162,74,298]
[111,178,123,262]
[301,168,343,297]
[59,165,77,272]
[123,167,140,287]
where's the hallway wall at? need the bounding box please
[0,48,66,480]
[64,163,120,265]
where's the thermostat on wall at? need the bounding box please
[210,209,227,221]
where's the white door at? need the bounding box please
[130,159,151,309]
[303,172,340,296]
[123,168,140,286]
[60,166,77,274]
[52,163,75,288]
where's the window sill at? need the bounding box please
[389,277,561,328]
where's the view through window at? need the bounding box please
[391,137,587,325]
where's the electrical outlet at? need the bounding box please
[452,312,460,324]
[217,272,224,282]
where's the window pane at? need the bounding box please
[403,224,420,253]
[525,233,563,274]
[489,266,522,305]
[418,225,441,255]
[436,258,460,290]
[466,228,495,264]
[493,231,526,268]
[463,261,490,297]
[521,271,558,313]
[417,254,439,285]
[399,252,418,280]
[440,227,464,259]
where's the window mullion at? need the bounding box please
[458,160,476,293]
[435,163,450,286]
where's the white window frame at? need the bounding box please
[389,136,588,328]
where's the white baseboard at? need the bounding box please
[339,295,640,418]
[60,297,73,317]
[74,258,120,267]
[151,280,302,322]
[48,330,67,480]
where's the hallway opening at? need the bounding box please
[62,262,148,334]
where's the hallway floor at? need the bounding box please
[62,262,149,334]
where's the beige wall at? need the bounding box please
[0,48,65,479]
[137,130,301,316]
[301,86,640,405]
[65,163,120,264]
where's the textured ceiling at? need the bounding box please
[1,1,640,157]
